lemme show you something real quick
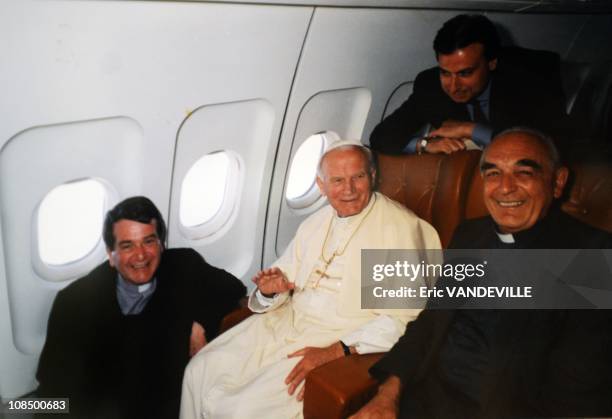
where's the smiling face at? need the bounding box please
[438,42,496,104]
[107,219,162,285]
[316,147,374,218]
[480,132,568,234]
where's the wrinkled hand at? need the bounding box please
[429,119,476,140]
[348,376,401,419]
[189,321,207,357]
[285,342,344,401]
[424,137,466,154]
[252,267,294,296]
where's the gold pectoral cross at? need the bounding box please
[312,254,335,288]
[314,269,330,280]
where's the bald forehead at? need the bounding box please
[483,133,554,172]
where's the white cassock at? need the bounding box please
[180,192,441,419]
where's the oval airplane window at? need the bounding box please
[285,132,339,209]
[37,178,107,266]
[179,150,241,239]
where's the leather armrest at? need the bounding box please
[219,302,253,334]
[304,353,384,419]
[219,305,384,418]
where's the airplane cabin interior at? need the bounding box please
[1,0,611,417]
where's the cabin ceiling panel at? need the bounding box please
[172,0,612,13]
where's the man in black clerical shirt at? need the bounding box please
[369,14,567,155]
[36,197,246,419]
[351,128,611,418]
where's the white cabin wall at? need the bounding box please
[0,0,313,399]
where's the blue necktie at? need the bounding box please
[470,99,488,125]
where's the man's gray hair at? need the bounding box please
[480,127,561,171]
[316,140,376,179]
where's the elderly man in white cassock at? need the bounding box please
[180,140,441,419]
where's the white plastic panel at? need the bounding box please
[179,0,612,13]
[383,82,414,119]
[0,0,311,205]
[0,116,143,356]
[169,99,274,278]
[274,88,371,255]
[0,0,311,399]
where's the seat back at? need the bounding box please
[464,161,488,221]
[561,163,612,232]
[377,150,612,248]
[430,150,481,246]
[564,60,612,142]
[377,151,480,247]
[377,153,444,224]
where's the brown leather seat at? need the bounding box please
[377,150,481,247]
[561,163,612,232]
[377,153,444,224]
[430,150,482,246]
[464,158,488,221]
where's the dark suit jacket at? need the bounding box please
[371,210,612,418]
[36,248,246,419]
[370,49,568,154]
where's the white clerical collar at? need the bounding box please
[115,274,157,315]
[496,232,515,244]
[333,193,376,224]
[118,275,155,294]
[138,282,152,293]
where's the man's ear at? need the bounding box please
[107,249,115,267]
[316,176,325,195]
[553,166,569,199]
[488,58,498,71]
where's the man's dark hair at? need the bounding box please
[103,196,166,249]
[433,14,500,60]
